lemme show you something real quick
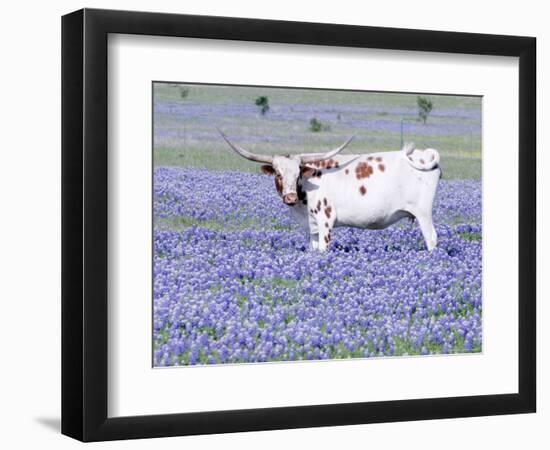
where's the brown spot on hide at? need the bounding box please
[323,198,328,206]
[359,185,366,195]
[355,162,374,179]
[325,222,329,228]
[335,161,339,168]
[378,164,385,172]
[430,154,435,162]
[300,166,317,178]
[317,200,321,211]
[261,165,276,175]
[311,159,335,170]
[324,235,329,243]
[275,176,283,195]
[345,169,349,175]
[420,159,425,164]
[375,156,383,162]
[367,156,374,161]
[324,206,332,218]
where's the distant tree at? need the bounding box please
[309,118,330,132]
[417,96,433,124]
[179,87,189,99]
[255,96,270,115]
[309,118,322,132]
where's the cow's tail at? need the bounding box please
[402,142,440,171]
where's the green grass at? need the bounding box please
[154,215,294,232]
[459,231,482,241]
[154,82,482,109]
[440,156,481,179]
[155,215,228,231]
[154,145,480,180]
[153,82,482,180]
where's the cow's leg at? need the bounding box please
[317,200,335,252]
[309,233,320,250]
[306,207,320,250]
[414,211,437,251]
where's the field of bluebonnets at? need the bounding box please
[153,83,482,366]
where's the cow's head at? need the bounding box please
[218,129,354,205]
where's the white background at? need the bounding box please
[0,0,547,448]
[109,35,518,417]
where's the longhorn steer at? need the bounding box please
[219,130,441,252]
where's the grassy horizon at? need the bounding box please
[153,82,482,179]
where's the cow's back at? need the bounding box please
[304,151,440,228]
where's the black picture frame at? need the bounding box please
[62,8,536,442]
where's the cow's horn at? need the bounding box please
[299,135,355,164]
[217,129,273,164]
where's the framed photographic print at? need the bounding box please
[62,8,536,442]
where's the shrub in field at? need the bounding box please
[255,96,270,115]
[309,117,330,132]
[417,96,433,124]
[179,87,189,99]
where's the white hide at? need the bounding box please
[283,146,441,252]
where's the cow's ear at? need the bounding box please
[300,166,316,177]
[261,165,276,175]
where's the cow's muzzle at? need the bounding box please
[283,193,298,205]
